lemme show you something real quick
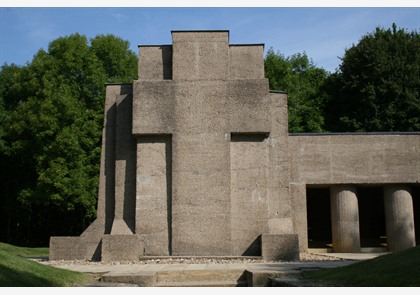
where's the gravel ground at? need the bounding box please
[40,252,344,266]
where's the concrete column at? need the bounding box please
[384,185,416,252]
[330,185,360,252]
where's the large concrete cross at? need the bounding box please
[130,31,292,256]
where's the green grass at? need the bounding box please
[0,242,93,287]
[304,245,420,287]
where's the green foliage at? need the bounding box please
[305,246,420,286]
[324,23,420,132]
[0,33,137,246]
[91,34,138,83]
[0,242,91,286]
[264,48,329,133]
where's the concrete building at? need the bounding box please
[50,31,419,262]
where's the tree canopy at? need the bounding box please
[323,24,420,132]
[264,48,329,133]
[0,33,137,246]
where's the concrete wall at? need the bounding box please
[229,45,264,79]
[289,133,420,251]
[138,45,172,80]
[289,134,419,185]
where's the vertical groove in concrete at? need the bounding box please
[330,185,360,252]
[384,185,416,252]
[111,88,136,235]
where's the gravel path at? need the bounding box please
[40,252,345,266]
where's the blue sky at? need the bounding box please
[1,5,419,73]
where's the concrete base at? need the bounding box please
[261,234,300,261]
[101,235,144,262]
[49,236,102,261]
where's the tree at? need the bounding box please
[264,48,329,133]
[0,33,137,246]
[324,24,420,132]
[91,34,138,83]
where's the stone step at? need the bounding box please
[101,272,157,287]
[101,269,250,287]
[156,280,248,287]
[156,269,247,285]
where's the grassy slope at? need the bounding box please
[0,242,92,287]
[304,245,420,287]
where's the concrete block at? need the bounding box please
[102,271,157,287]
[101,235,144,262]
[49,236,102,261]
[261,234,300,261]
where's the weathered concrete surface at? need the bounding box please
[101,235,144,262]
[132,31,293,257]
[261,234,300,261]
[330,185,361,253]
[138,45,172,80]
[384,185,416,252]
[136,136,172,256]
[289,134,419,185]
[290,183,308,252]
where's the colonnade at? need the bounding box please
[330,184,416,252]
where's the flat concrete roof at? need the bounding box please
[171,30,230,33]
[289,132,420,136]
[137,44,171,48]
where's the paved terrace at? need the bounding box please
[39,253,386,287]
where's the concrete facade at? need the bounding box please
[50,30,419,261]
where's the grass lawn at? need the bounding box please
[304,245,420,287]
[0,242,93,287]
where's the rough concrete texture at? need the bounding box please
[261,234,300,261]
[101,235,144,262]
[138,45,172,80]
[49,30,419,262]
[289,134,419,185]
[384,185,416,252]
[136,136,172,256]
[330,185,361,253]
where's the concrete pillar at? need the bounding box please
[330,185,360,252]
[384,185,416,252]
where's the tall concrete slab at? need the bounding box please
[136,136,172,255]
[230,134,269,255]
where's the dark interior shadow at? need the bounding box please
[161,45,172,80]
[242,235,261,256]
